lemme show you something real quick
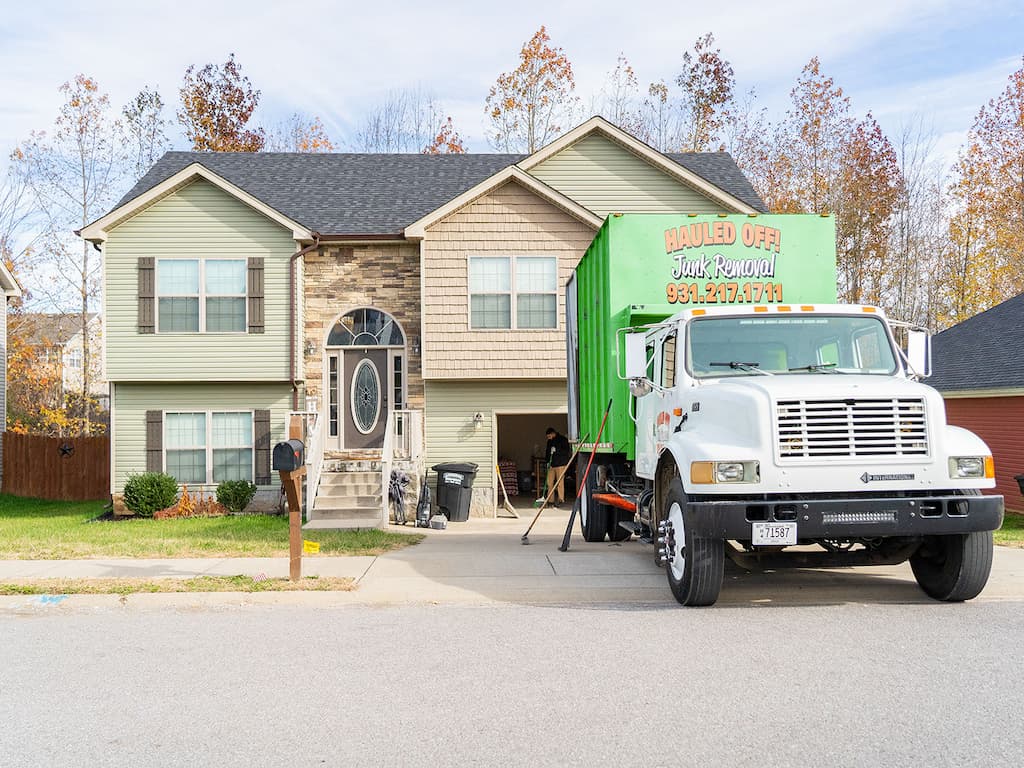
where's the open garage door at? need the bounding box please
[496,412,571,511]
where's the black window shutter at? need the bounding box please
[138,257,155,334]
[145,410,163,472]
[248,257,265,334]
[254,409,271,484]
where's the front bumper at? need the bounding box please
[685,493,1004,540]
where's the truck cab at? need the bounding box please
[623,303,1003,605]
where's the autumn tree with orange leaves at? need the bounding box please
[676,33,735,152]
[178,54,264,151]
[485,25,578,153]
[265,114,334,152]
[940,58,1024,325]
[423,117,467,154]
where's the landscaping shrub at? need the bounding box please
[216,480,257,514]
[123,472,179,517]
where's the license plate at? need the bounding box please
[751,521,797,546]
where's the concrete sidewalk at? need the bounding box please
[2,510,1023,607]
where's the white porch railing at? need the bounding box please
[287,409,324,517]
[382,410,424,524]
[391,409,424,461]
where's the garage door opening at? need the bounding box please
[496,413,572,511]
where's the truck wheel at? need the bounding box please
[580,493,608,542]
[607,509,632,542]
[910,531,994,602]
[663,478,723,606]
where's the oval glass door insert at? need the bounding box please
[351,359,382,434]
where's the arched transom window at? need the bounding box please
[327,308,405,347]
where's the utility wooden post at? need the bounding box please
[279,465,306,581]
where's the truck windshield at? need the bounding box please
[686,314,898,378]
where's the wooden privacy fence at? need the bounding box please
[2,433,110,501]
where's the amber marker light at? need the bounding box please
[778,305,792,312]
[862,306,877,313]
[754,306,768,313]
[800,305,814,311]
[691,308,706,316]
[985,456,996,478]
[690,462,715,484]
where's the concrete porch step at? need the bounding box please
[302,518,384,530]
[317,483,380,498]
[323,460,383,473]
[313,495,381,511]
[308,506,383,522]
[319,470,380,487]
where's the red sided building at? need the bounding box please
[929,292,1024,513]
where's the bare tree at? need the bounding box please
[593,54,645,138]
[355,87,442,153]
[123,86,172,179]
[14,74,126,434]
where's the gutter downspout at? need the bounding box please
[290,234,321,410]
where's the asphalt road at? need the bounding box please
[2,600,1022,768]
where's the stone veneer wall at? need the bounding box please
[302,244,424,411]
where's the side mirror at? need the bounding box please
[906,329,931,378]
[624,333,647,379]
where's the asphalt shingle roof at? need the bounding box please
[929,291,1024,391]
[115,148,766,235]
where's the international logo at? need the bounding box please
[860,472,915,484]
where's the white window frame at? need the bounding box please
[467,255,558,331]
[163,409,255,485]
[155,258,248,334]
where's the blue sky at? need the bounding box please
[1,0,1022,174]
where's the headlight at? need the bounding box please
[691,461,760,484]
[948,456,993,479]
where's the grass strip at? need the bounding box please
[0,575,356,595]
[995,512,1024,548]
[0,494,423,559]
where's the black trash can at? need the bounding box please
[1015,474,1024,497]
[431,462,479,522]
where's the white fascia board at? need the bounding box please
[79,163,313,242]
[404,165,602,240]
[518,115,758,215]
[940,387,1024,399]
[0,260,22,297]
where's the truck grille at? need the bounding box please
[776,398,928,459]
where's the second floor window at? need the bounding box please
[157,258,247,333]
[468,256,557,330]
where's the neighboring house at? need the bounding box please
[80,116,766,522]
[1,261,24,488]
[929,291,1024,512]
[10,313,107,409]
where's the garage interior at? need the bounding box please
[496,413,573,509]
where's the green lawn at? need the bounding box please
[995,512,1024,548]
[0,494,423,559]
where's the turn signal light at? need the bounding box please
[985,456,995,479]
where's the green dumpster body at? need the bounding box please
[567,214,838,460]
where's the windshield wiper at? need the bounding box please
[787,362,841,373]
[709,361,773,376]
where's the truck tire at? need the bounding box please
[607,509,632,542]
[663,478,723,606]
[580,493,608,542]
[910,531,994,602]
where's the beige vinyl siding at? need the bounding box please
[421,180,596,379]
[529,133,734,216]
[104,179,296,381]
[424,379,567,510]
[112,382,292,491]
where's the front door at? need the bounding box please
[342,349,389,449]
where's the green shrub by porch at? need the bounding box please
[123,472,179,517]
[216,480,257,514]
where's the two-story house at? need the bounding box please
[80,117,766,523]
[11,313,106,409]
